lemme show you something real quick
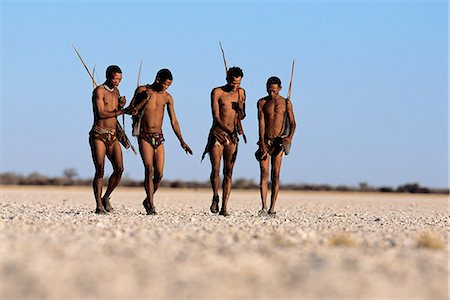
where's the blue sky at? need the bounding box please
[1,0,448,188]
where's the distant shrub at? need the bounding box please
[336,185,351,192]
[0,172,23,185]
[22,172,49,185]
[396,183,430,194]
[234,178,258,189]
[379,187,394,193]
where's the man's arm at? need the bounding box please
[211,88,234,135]
[239,88,246,119]
[124,86,147,115]
[166,94,193,154]
[257,99,267,153]
[95,88,124,118]
[233,88,246,120]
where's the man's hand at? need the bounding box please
[232,101,243,114]
[261,143,268,157]
[257,143,268,161]
[181,141,193,155]
[282,136,292,145]
[261,143,268,154]
[215,133,228,145]
[255,144,268,161]
[123,105,136,115]
[119,96,127,108]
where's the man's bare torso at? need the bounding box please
[260,96,288,138]
[93,86,120,130]
[213,86,244,132]
[138,86,169,133]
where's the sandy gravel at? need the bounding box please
[0,186,448,300]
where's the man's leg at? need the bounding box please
[89,136,107,214]
[209,145,223,213]
[102,141,124,212]
[269,152,283,214]
[152,144,165,195]
[139,138,156,214]
[259,156,270,215]
[220,143,237,216]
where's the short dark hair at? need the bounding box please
[156,69,173,81]
[227,66,244,80]
[266,76,282,89]
[106,65,122,79]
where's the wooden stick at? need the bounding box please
[219,41,228,74]
[92,64,96,89]
[72,44,98,87]
[287,59,295,100]
[137,59,143,87]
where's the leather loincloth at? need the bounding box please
[140,130,165,149]
[90,124,118,147]
[201,126,238,162]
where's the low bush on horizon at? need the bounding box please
[0,171,448,194]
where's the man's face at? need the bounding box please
[267,83,281,99]
[157,78,172,91]
[109,72,122,88]
[227,76,242,91]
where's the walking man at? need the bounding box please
[256,76,296,215]
[202,67,246,216]
[127,69,192,215]
[89,65,127,214]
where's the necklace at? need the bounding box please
[103,84,115,92]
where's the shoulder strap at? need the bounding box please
[279,98,289,136]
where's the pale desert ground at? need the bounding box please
[0,186,448,300]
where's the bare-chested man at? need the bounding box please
[89,65,127,214]
[256,76,296,215]
[202,67,246,216]
[127,69,192,215]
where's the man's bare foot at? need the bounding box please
[95,207,107,214]
[102,197,114,212]
[210,195,219,213]
[145,208,157,215]
[219,209,230,217]
[258,208,268,216]
[142,199,157,215]
[268,210,277,216]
